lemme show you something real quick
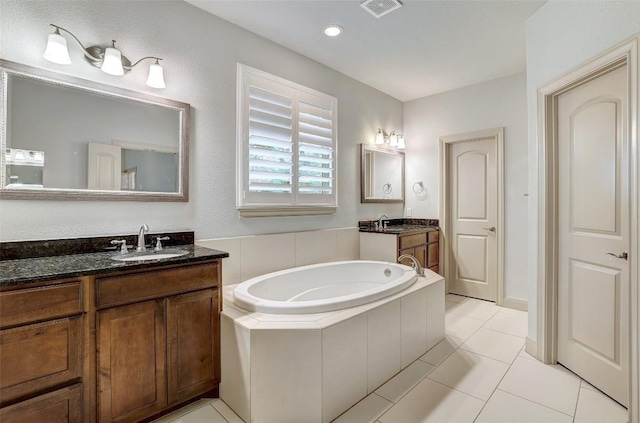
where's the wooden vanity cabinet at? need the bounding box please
[361,229,441,275]
[0,280,84,422]
[94,260,221,423]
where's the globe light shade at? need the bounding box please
[375,129,384,145]
[397,134,406,149]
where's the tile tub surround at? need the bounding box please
[196,227,360,286]
[220,272,445,423]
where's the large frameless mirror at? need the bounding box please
[0,59,189,201]
[360,143,405,203]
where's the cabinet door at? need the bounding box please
[414,245,427,269]
[427,243,439,268]
[0,316,82,406]
[97,300,166,423]
[167,288,219,405]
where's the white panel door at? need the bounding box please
[87,142,121,190]
[449,138,497,301]
[557,64,629,407]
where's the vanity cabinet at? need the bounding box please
[94,261,221,423]
[0,280,84,422]
[360,229,440,275]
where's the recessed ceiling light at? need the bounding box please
[323,25,343,37]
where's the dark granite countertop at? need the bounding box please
[360,224,439,235]
[358,218,439,235]
[0,245,229,288]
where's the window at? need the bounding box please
[236,64,338,217]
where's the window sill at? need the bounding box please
[238,205,337,217]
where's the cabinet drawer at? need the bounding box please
[0,383,82,423]
[399,233,426,249]
[0,281,82,328]
[428,230,439,243]
[0,316,82,406]
[96,262,219,309]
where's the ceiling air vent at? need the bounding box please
[360,0,403,18]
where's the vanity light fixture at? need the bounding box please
[323,24,343,37]
[374,128,405,149]
[43,24,166,89]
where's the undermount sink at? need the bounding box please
[111,249,188,262]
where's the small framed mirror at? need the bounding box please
[360,143,405,203]
[0,59,190,201]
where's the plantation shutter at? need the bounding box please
[297,92,335,205]
[238,64,337,216]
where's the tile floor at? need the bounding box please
[153,294,628,423]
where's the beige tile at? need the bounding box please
[427,349,509,401]
[152,399,213,423]
[425,279,445,350]
[335,227,360,260]
[498,356,581,416]
[459,328,525,363]
[445,294,469,303]
[418,337,457,366]
[445,298,501,321]
[378,378,484,423]
[518,347,538,361]
[401,288,427,367]
[483,308,528,337]
[220,313,252,423]
[367,300,402,393]
[445,313,484,345]
[445,301,459,312]
[295,229,337,266]
[196,238,241,285]
[323,314,368,423]
[475,389,573,423]
[574,387,628,423]
[210,400,244,423]
[170,404,227,423]
[240,233,296,281]
[375,360,434,403]
[580,379,599,392]
[251,328,322,422]
[332,393,393,423]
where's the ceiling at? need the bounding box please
[186,0,545,102]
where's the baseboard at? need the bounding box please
[502,296,528,312]
[525,336,538,359]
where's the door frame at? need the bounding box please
[536,35,639,422]
[439,127,506,306]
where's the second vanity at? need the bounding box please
[0,231,228,423]
[359,218,441,274]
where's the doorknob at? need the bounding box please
[606,252,628,260]
[483,226,496,232]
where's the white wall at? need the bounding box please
[403,73,528,300]
[0,0,403,241]
[525,1,640,341]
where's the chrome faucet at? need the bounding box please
[137,224,149,252]
[376,214,389,231]
[398,254,425,277]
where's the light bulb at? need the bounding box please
[397,134,405,149]
[389,131,398,147]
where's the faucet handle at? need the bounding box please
[110,239,129,254]
[154,236,170,251]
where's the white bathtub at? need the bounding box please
[233,260,417,314]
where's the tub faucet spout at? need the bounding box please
[137,224,149,252]
[398,254,425,277]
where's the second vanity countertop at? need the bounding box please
[0,244,229,288]
[358,218,440,236]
